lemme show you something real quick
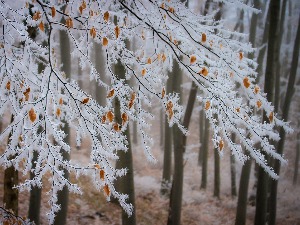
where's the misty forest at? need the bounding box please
[0,0,299,224]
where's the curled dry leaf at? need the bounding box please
[147,57,152,64]
[169,7,175,13]
[162,87,165,98]
[100,169,105,181]
[94,164,101,169]
[219,140,224,150]
[141,68,146,76]
[23,87,30,101]
[190,55,196,64]
[101,115,106,123]
[201,33,206,42]
[107,89,115,98]
[56,108,61,117]
[162,53,166,62]
[51,6,56,17]
[106,111,114,122]
[236,108,240,113]
[256,100,262,108]
[33,11,41,21]
[39,21,44,32]
[82,97,89,104]
[113,123,120,132]
[29,108,36,123]
[90,27,96,38]
[205,100,210,110]
[239,52,243,60]
[115,26,120,38]
[59,97,63,105]
[103,184,110,197]
[102,37,108,46]
[66,17,73,29]
[243,77,250,88]
[103,11,109,22]
[121,113,128,125]
[199,67,208,76]
[6,81,10,90]
[254,85,260,94]
[269,112,274,123]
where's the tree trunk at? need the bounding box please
[198,107,204,166]
[294,131,300,185]
[255,0,280,224]
[235,158,252,225]
[3,116,18,215]
[114,60,136,225]
[161,75,173,196]
[160,108,164,147]
[268,12,300,225]
[200,117,210,190]
[213,147,220,199]
[94,42,106,107]
[53,21,71,225]
[168,81,197,225]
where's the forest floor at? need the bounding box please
[0,104,300,225]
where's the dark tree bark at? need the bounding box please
[200,118,210,190]
[294,130,300,185]
[235,158,252,225]
[255,0,280,224]
[230,134,237,198]
[114,60,136,225]
[161,75,173,196]
[53,22,71,225]
[3,116,18,215]
[198,107,204,165]
[268,13,300,225]
[213,147,220,199]
[168,81,197,225]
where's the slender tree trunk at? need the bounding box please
[198,107,204,165]
[94,42,106,107]
[168,81,197,225]
[53,21,71,225]
[235,158,252,225]
[230,134,237,198]
[200,118,210,190]
[294,131,300,185]
[160,109,164,147]
[161,76,173,196]
[268,13,300,225]
[114,60,136,225]
[255,0,280,224]
[3,116,18,215]
[213,147,220,199]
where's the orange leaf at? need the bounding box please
[162,53,166,62]
[122,113,128,125]
[23,87,30,101]
[29,108,36,123]
[101,115,106,123]
[168,109,174,120]
[82,97,89,104]
[190,55,196,64]
[201,33,206,42]
[256,100,262,108]
[106,111,114,122]
[59,97,63,105]
[82,0,87,9]
[169,7,175,13]
[103,184,110,196]
[33,11,41,21]
[161,3,165,9]
[269,112,274,123]
[90,27,96,38]
[89,10,94,17]
[219,140,224,151]
[254,85,260,94]
[205,100,210,110]
[94,164,101,169]
[243,77,250,88]
[56,108,61,117]
[162,87,165,98]
[166,101,173,110]
[141,68,146,76]
[103,11,109,22]
[236,108,240,113]
[114,26,120,38]
[147,57,152,64]
[100,169,105,180]
[199,67,208,76]
[239,52,243,60]
[6,81,10,90]
[51,6,56,17]
[66,17,73,29]
[107,89,115,98]
[113,123,120,132]
[102,37,108,46]
[39,21,44,32]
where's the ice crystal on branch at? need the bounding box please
[0,0,292,223]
